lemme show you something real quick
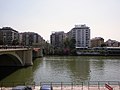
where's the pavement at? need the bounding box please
[1,85,120,90]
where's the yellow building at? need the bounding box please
[90,37,104,47]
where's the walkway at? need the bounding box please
[1,85,120,90]
[0,81,120,90]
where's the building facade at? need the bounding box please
[0,27,19,45]
[19,32,45,47]
[20,32,39,46]
[68,24,90,48]
[105,39,120,47]
[50,31,66,48]
[90,37,104,47]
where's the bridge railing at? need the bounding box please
[0,45,31,49]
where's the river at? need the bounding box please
[0,56,120,85]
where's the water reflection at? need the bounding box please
[0,56,120,86]
[90,56,120,81]
[66,57,90,82]
[0,58,43,82]
[0,67,20,81]
[33,56,91,84]
[0,66,33,83]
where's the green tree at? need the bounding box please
[101,43,107,47]
[69,38,76,49]
[0,40,3,45]
[69,38,76,55]
[63,38,76,55]
[64,38,70,48]
[12,39,19,45]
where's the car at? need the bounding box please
[12,85,32,90]
[40,85,53,90]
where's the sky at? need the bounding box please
[0,0,120,41]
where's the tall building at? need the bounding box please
[90,37,104,47]
[19,32,45,47]
[0,27,19,45]
[19,32,39,46]
[50,31,66,48]
[68,24,90,48]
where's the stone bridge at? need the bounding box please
[0,48,33,66]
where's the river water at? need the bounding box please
[0,56,120,85]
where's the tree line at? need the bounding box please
[44,38,77,56]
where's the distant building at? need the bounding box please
[105,39,120,47]
[50,31,66,48]
[90,37,104,47]
[67,24,90,48]
[19,32,42,46]
[0,27,19,45]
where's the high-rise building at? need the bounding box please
[0,27,19,45]
[68,24,90,48]
[50,31,66,48]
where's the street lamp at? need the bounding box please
[3,33,6,48]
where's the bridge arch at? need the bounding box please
[0,53,23,66]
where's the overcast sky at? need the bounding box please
[0,0,120,41]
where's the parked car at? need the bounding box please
[40,85,53,90]
[12,85,32,90]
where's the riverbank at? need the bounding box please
[76,47,120,56]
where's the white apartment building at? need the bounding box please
[68,24,90,48]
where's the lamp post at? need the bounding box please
[3,33,6,49]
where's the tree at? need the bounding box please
[63,38,76,55]
[64,38,70,48]
[69,38,76,55]
[69,38,76,49]
[0,40,3,45]
[101,43,107,47]
[12,39,19,45]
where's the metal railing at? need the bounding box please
[0,81,120,90]
[39,81,120,90]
